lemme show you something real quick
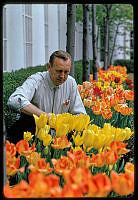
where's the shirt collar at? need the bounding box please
[46,72,59,90]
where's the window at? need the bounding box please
[3,7,7,71]
[23,4,32,67]
[44,5,48,62]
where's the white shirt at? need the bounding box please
[7,71,87,115]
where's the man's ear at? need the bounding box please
[46,62,51,72]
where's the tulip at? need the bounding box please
[109,141,130,155]
[28,158,53,175]
[6,152,25,176]
[42,133,53,146]
[124,162,134,174]
[111,170,134,196]
[33,113,48,130]
[16,140,35,156]
[24,131,34,141]
[72,132,84,146]
[38,125,50,140]
[52,136,71,149]
[83,129,95,149]
[56,123,70,137]
[6,140,16,157]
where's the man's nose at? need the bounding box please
[60,71,65,78]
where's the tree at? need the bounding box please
[92,4,98,81]
[66,4,76,77]
[82,4,90,82]
[103,4,112,70]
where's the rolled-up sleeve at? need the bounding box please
[7,75,38,111]
[69,79,87,115]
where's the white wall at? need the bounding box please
[47,4,59,59]
[58,4,67,50]
[6,4,24,71]
[32,5,45,66]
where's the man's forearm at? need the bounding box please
[20,104,45,117]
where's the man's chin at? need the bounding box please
[56,80,65,86]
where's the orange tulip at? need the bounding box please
[62,167,92,194]
[102,108,113,119]
[28,158,53,175]
[28,171,61,197]
[109,141,130,155]
[60,183,84,197]
[104,150,120,165]
[26,151,41,166]
[87,173,112,197]
[4,180,32,198]
[124,90,134,101]
[111,170,134,196]
[92,102,101,115]
[6,152,24,176]
[67,150,93,168]
[124,162,134,174]
[6,140,16,157]
[51,136,71,149]
[91,153,105,167]
[52,156,73,175]
[16,140,35,156]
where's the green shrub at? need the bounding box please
[113,59,134,73]
[3,65,46,129]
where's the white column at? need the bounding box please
[47,4,59,58]
[6,4,24,71]
[32,5,45,66]
[58,4,67,51]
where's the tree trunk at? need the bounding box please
[82,4,90,82]
[103,5,112,70]
[109,22,120,65]
[92,4,98,81]
[66,4,76,77]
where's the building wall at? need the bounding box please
[3,4,132,72]
[6,4,24,71]
[32,5,45,66]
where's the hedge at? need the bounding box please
[113,59,134,73]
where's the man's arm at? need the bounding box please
[20,104,45,117]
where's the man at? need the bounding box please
[7,50,86,143]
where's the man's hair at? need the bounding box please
[49,50,71,66]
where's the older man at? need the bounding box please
[7,50,86,143]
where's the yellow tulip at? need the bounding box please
[124,127,134,140]
[87,124,99,133]
[33,113,48,129]
[48,113,56,129]
[38,124,50,140]
[56,123,70,137]
[42,133,53,146]
[24,131,33,141]
[83,129,95,148]
[72,132,84,146]
[93,134,106,150]
[71,146,83,152]
[73,114,90,132]
[114,128,126,141]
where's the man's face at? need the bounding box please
[47,57,71,86]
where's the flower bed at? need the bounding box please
[4,112,134,197]
[4,65,134,198]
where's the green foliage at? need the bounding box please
[3,65,46,129]
[74,60,93,84]
[113,59,134,73]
